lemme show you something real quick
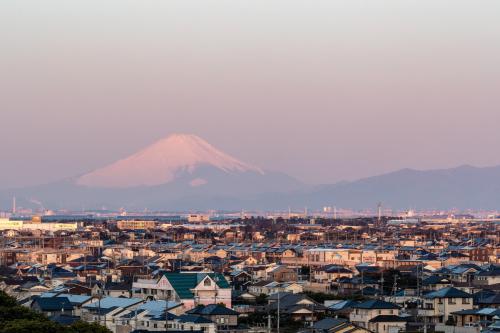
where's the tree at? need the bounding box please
[0,319,65,333]
[69,321,113,333]
[0,291,111,333]
[255,293,268,305]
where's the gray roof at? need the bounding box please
[352,299,400,310]
[424,287,472,299]
[313,318,347,330]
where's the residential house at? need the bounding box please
[267,265,298,282]
[350,300,406,333]
[132,272,232,309]
[31,296,74,318]
[268,292,326,323]
[311,318,370,333]
[187,304,240,331]
[419,287,473,324]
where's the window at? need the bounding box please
[462,298,470,304]
[448,299,456,305]
[204,278,212,287]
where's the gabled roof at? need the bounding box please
[477,270,500,277]
[424,287,472,299]
[477,293,500,305]
[84,297,143,309]
[369,315,408,323]
[452,308,500,316]
[187,304,238,316]
[178,314,214,324]
[162,273,229,299]
[313,318,347,330]
[352,299,400,310]
[33,296,74,311]
[323,265,353,274]
[328,300,359,311]
[422,275,451,286]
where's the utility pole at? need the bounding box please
[380,270,384,299]
[277,290,280,333]
[97,288,101,325]
[165,299,169,332]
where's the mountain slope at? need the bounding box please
[3,133,500,211]
[76,134,263,188]
[302,165,500,210]
[0,134,304,210]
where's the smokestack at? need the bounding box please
[12,197,16,214]
[377,202,382,225]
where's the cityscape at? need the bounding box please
[2,1,500,333]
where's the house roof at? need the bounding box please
[84,297,143,309]
[33,296,74,311]
[187,304,239,316]
[452,308,500,316]
[369,315,408,323]
[424,287,472,299]
[477,293,500,305]
[137,300,181,316]
[163,273,229,299]
[352,299,400,310]
[328,300,359,311]
[312,318,347,330]
[178,314,214,324]
[422,276,451,286]
[106,282,132,291]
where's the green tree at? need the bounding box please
[0,319,64,333]
[255,293,268,305]
[0,291,111,333]
[69,321,113,333]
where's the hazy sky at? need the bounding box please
[1,0,500,188]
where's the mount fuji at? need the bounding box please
[5,134,500,211]
[76,134,266,188]
[2,134,304,210]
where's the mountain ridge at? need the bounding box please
[76,133,264,188]
[1,134,500,210]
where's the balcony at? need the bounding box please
[418,309,443,317]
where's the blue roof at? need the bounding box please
[40,293,91,305]
[33,297,74,311]
[84,297,143,309]
[178,314,214,324]
[353,300,400,310]
[136,300,180,316]
[425,287,472,299]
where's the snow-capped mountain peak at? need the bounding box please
[76,133,264,188]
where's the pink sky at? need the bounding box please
[1,1,500,188]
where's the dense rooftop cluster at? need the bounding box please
[2,215,500,333]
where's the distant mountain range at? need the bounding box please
[1,134,500,211]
